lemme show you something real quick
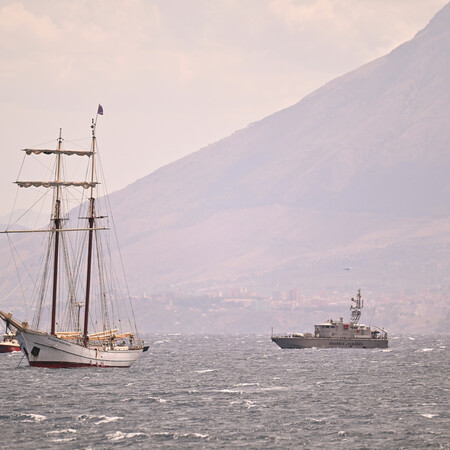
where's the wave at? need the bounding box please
[95,416,122,425]
[151,431,210,441]
[47,429,77,435]
[20,413,46,423]
[147,396,167,403]
[50,437,76,443]
[107,431,148,441]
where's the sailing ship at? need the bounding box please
[0,106,148,367]
[271,290,388,349]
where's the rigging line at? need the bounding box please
[5,191,50,230]
[8,153,27,227]
[8,221,50,322]
[97,150,139,336]
[64,137,91,147]
[32,231,53,329]
[95,229,111,332]
[60,231,78,331]
[369,304,376,327]
[16,353,25,368]
[7,234,29,319]
[0,281,24,307]
[27,138,60,148]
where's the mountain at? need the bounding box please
[108,4,450,303]
[1,5,449,334]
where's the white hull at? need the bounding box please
[17,330,144,368]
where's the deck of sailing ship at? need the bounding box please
[0,106,148,368]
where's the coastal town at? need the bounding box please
[130,287,449,335]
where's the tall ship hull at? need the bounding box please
[272,290,388,350]
[17,330,143,368]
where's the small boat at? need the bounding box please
[0,333,21,353]
[272,290,388,349]
[0,106,149,367]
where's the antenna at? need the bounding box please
[349,289,363,324]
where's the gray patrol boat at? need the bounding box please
[271,290,388,349]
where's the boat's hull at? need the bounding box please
[272,336,388,349]
[17,330,144,368]
[0,341,21,353]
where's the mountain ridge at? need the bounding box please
[103,4,450,300]
[2,4,450,333]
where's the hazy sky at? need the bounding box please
[0,0,447,216]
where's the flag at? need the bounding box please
[97,104,104,115]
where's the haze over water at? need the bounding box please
[1,334,448,448]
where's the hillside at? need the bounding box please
[1,4,450,334]
[108,4,450,301]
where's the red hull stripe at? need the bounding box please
[29,361,130,369]
[0,346,21,353]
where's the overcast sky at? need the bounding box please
[0,0,447,216]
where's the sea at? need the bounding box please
[1,334,448,449]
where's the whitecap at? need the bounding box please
[216,389,241,394]
[95,415,122,425]
[308,418,325,424]
[174,432,210,440]
[234,383,260,387]
[107,431,147,441]
[47,429,77,435]
[21,413,46,423]
[195,369,217,374]
[152,432,173,438]
[50,437,76,443]
[421,413,438,419]
[243,400,257,409]
[408,337,415,340]
[147,396,167,403]
[260,386,286,392]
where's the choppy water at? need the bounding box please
[1,334,449,448]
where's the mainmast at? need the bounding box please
[83,105,101,346]
[51,129,63,335]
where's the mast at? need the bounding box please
[83,108,100,346]
[350,289,363,325]
[50,129,63,335]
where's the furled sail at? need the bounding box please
[15,181,98,189]
[23,149,93,156]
